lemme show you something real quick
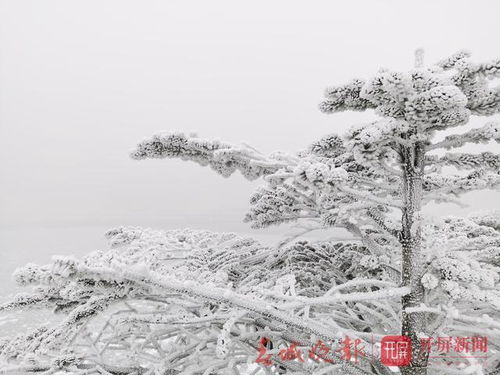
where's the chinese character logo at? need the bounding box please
[309,340,334,363]
[255,335,487,369]
[381,336,412,366]
[337,336,365,363]
[278,341,304,362]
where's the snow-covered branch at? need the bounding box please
[131,132,291,180]
[427,122,500,151]
[427,151,500,171]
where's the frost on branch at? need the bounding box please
[244,184,306,228]
[0,228,409,375]
[428,152,500,171]
[421,214,500,310]
[427,121,500,150]
[130,132,292,180]
[319,79,375,113]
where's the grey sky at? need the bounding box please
[1,0,499,233]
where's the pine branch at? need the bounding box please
[365,208,400,238]
[339,185,403,208]
[427,122,500,151]
[130,132,290,180]
[319,79,375,113]
[427,151,500,171]
[423,170,500,194]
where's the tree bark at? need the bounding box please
[399,142,428,375]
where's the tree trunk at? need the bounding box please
[399,143,428,375]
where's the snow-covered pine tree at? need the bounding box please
[129,50,500,374]
[317,49,500,375]
[1,50,499,375]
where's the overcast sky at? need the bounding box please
[1,0,499,233]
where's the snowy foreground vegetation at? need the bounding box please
[1,50,500,375]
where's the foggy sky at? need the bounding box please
[1,0,499,233]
